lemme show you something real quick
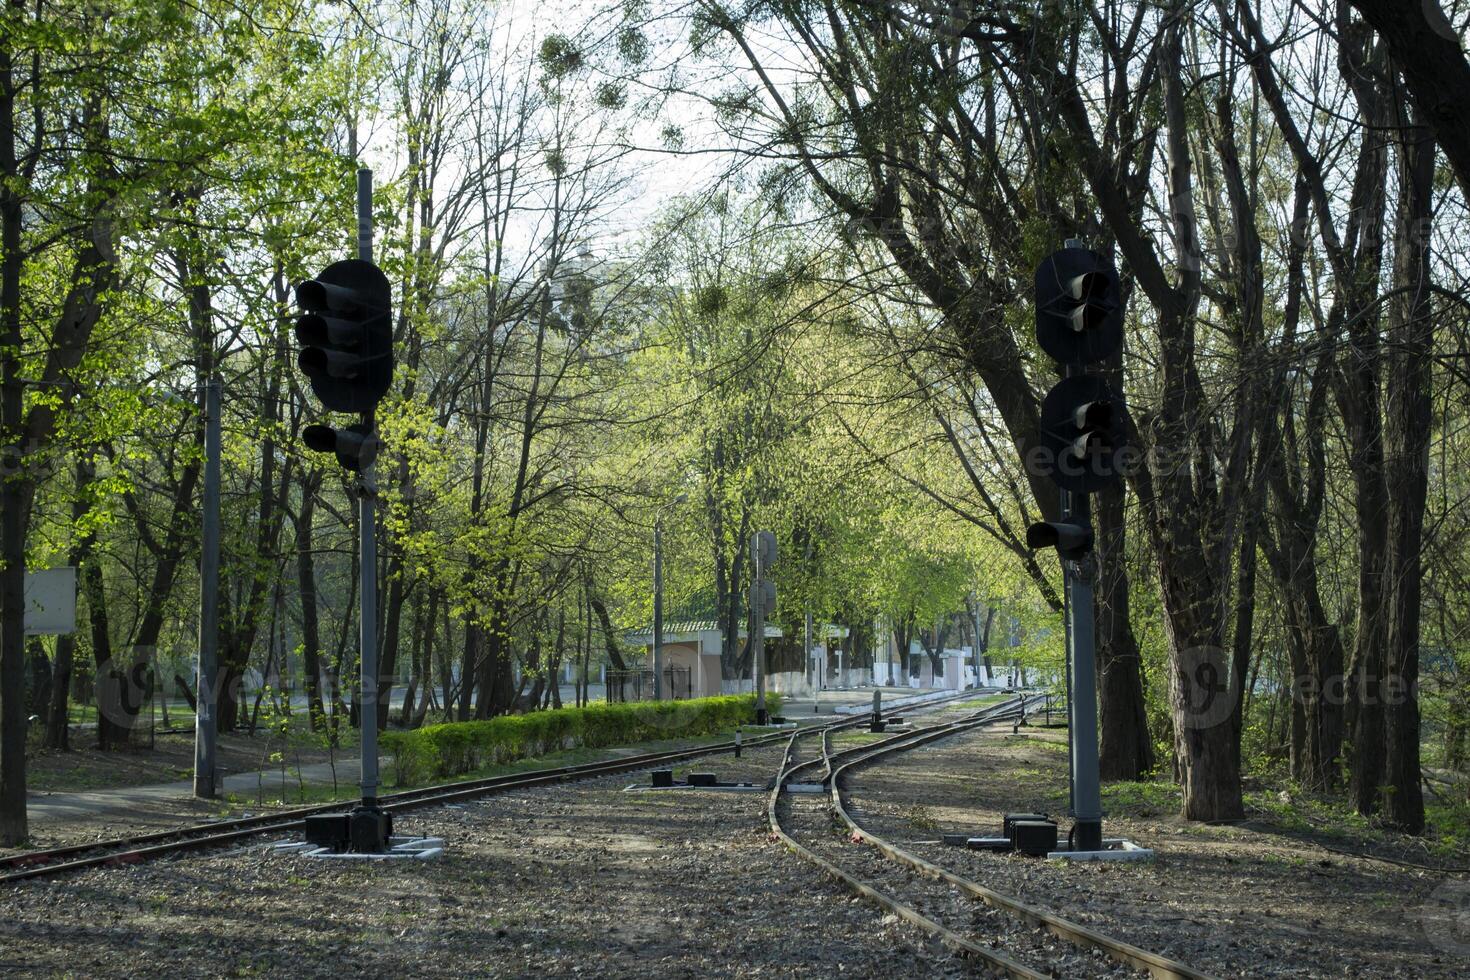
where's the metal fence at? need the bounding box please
[606,667,692,703]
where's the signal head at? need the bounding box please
[302,422,381,472]
[1026,521,1094,560]
[293,259,393,414]
[1036,375,1128,493]
[1035,248,1123,364]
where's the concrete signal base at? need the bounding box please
[1046,839,1155,862]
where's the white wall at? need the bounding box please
[768,670,814,697]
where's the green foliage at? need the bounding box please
[539,34,584,78]
[380,694,778,786]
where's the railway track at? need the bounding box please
[0,688,977,885]
[770,697,1216,979]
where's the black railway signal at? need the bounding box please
[1037,374,1126,495]
[1025,521,1093,561]
[1027,246,1129,515]
[1026,240,1127,856]
[755,530,777,621]
[303,422,381,472]
[295,258,393,415]
[1034,247,1123,365]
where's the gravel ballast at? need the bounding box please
[0,741,972,978]
[842,718,1468,979]
[4,705,1460,978]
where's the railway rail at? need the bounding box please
[0,688,978,885]
[769,696,1217,979]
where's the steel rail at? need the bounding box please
[0,722,823,884]
[1,689,979,885]
[827,713,1218,980]
[768,698,1046,979]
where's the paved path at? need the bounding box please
[26,756,365,822]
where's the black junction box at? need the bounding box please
[652,769,675,788]
[1003,812,1049,839]
[304,814,351,852]
[349,808,392,853]
[686,772,719,787]
[1011,820,1058,857]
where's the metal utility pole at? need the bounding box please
[355,167,381,816]
[652,494,686,702]
[1062,476,1101,851]
[193,376,221,799]
[750,530,776,725]
[804,611,813,691]
[968,592,980,689]
[653,516,665,701]
[803,535,813,693]
[751,535,765,724]
[1061,235,1101,852]
[1062,536,1075,816]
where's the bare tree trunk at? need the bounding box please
[1381,107,1434,833]
[589,596,629,671]
[398,588,426,729]
[1095,476,1154,780]
[377,556,407,731]
[1345,0,1470,204]
[296,470,325,730]
[549,603,566,709]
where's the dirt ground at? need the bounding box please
[846,721,1470,979]
[4,709,1465,978]
[0,740,969,978]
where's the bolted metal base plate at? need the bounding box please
[623,783,763,793]
[274,835,446,861]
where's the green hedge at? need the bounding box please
[380,692,782,787]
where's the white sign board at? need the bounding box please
[24,566,77,635]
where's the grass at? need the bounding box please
[1026,737,1070,755]
[905,804,940,831]
[947,694,1008,710]
[65,700,199,728]
[233,730,738,807]
[1102,779,1182,818]
[1093,770,1469,863]
[1244,783,1470,861]
[1426,798,1470,858]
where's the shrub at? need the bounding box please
[380,692,780,787]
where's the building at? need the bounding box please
[622,619,784,700]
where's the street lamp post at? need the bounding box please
[652,493,687,701]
